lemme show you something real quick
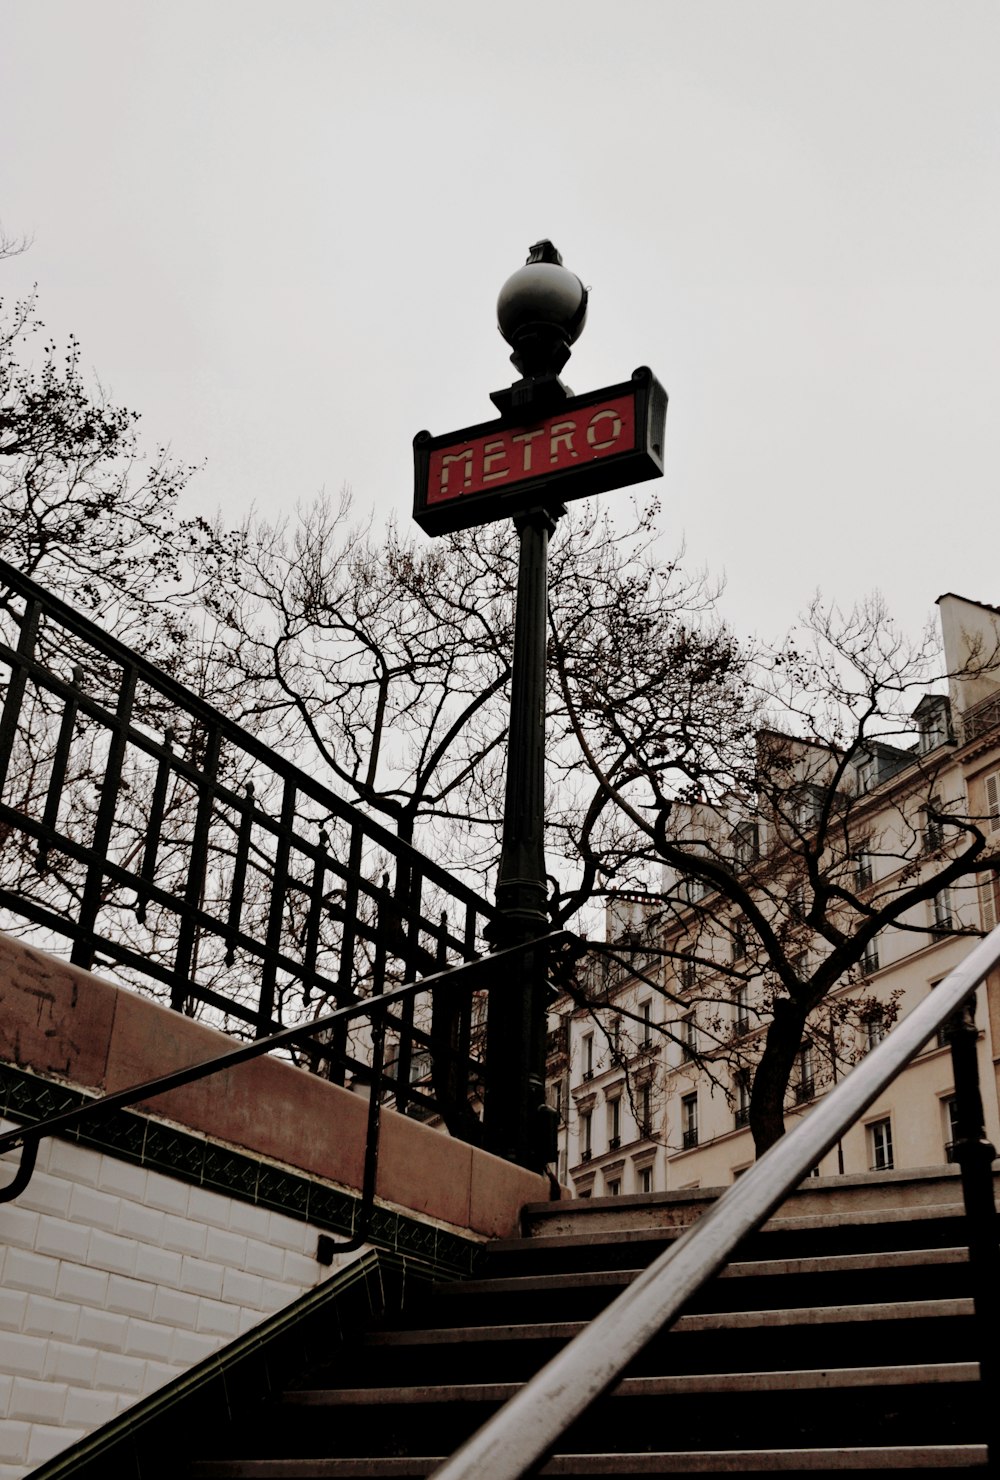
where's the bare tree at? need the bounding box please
[554,593,1000,1154]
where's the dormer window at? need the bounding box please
[913,694,953,756]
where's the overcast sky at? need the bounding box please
[2,0,997,646]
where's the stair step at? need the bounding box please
[281,1362,980,1407]
[191,1444,989,1475]
[433,1247,968,1299]
[363,1297,974,1347]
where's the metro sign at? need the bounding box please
[413,366,667,536]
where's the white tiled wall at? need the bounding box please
[0,1121,363,1479]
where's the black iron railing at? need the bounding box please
[0,558,497,1117]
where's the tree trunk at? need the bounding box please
[750,996,807,1157]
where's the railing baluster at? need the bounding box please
[171,722,222,1013]
[256,777,296,1035]
[224,781,255,964]
[136,726,175,923]
[300,824,327,1004]
[71,662,138,973]
[37,665,85,873]
[0,595,41,800]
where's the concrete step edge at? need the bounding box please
[435,1248,969,1297]
[362,1296,974,1346]
[280,1361,980,1406]
[190,1446,989,1476]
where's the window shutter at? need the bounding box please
[985,773,1000,832]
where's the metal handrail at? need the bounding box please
[0,934,571,1252]
[431,926,1000,1480]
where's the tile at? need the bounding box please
[68,1181,121,1232]
[0,1421,29,1464]
[0,1288,28,1333]
[123,1317,174,1362]
[48,1138,102,1187]
[63,1384,119,1428]
[134,1244,183,1287]
[195,1299,240,1338]
[188,1185,235,1230]
[43,1341,99,1387]
[9,1376,68,1425]
[106,1276,156,1319]
[179,1255,224,1300]
[35,1213,90,1261]
[282,1249,322,1287]
[220,1268,263,1308]
[140,1170,190,1216]
[97,1154,148,1201]
[94,1349,147,1395]
[151,1286,200,1330]
[88,1228,138,1277]
[54,1261,109,1308]
[170,1328,219,1367]
[76,1307,128,1353]
[17,1169,72,1218]
[143,1359,182,1391]
[23,1295,80,1342]
[0,1204,40,1251]
[161,1212,207,1257]
[226,1199,271,1238]
[4,1248,60,1297]
[2,1332,46,1379]
[243,1238,284,1279]
[115,1199,165,1245]
[27,1423,86,1466]
[204,1226,247,1267]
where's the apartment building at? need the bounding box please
[548,593,1000,1195]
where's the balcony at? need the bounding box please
[682,1127,699,1150]
[793,1079,815,1105]
[735,1106,751,1128]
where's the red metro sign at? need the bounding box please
[412,367,667,536]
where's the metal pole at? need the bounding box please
[485,504,562,1170]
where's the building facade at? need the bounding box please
[548,593,1000,1196]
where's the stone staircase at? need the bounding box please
[184,1179,991,1477]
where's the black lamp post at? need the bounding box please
[483,242,588,1170]
[411,242,665,1172]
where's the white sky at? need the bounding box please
[1,0,997,646]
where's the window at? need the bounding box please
[794,786,822,827]
[734,1068,751,1128]
[605,1177,621,1197]
[923,798,944,854]
[607,1095,621,1150]
[733,984,750,1038]
[933,888,954,931]
[582,1032,594,1080]
[794,1042,815,1104]
[638,1081,653,1137]
[855,850,874,890]
[731,821,759,868]
[856,757,876,795]
[639,999,653,1048]
[637,1165,653,1194]
[732,923,747,963]
[549,1080,564,1121]
[609,1015,622,1061]
[869,1117,894,1171]
[580,1108,592,1162]
[788,884,806,920]
[678,955,697,990]
[681,1093,699,1149]
[861,934,880,975]
[681,1012,698,1062]
[866,1008,886,1053]
[944,1097,960,1163]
